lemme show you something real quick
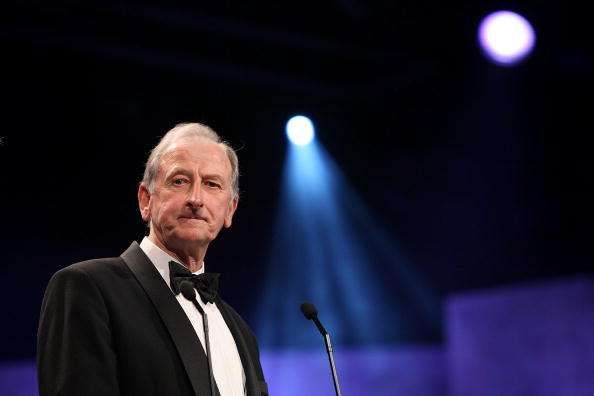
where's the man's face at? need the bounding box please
[138,137,238,253]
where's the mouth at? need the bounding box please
[179,215,207,222]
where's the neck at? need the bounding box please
[148,233,206,273]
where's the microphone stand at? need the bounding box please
[312,316,342,396]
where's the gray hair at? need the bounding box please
[142,122,239,199]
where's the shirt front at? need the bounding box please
[140,237,246,396]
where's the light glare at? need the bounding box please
[286,116,315,146]
[478,11,535,66]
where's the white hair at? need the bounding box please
[142,122,239,199]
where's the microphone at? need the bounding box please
[300,302,342,396]
[179,281,216,396]
[300,302,328,335]
[300,302,317,319]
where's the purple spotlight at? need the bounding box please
[478,11,536,66]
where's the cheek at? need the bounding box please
[150,198,175,223]
[218,204,233,225]
[158,202,177,221]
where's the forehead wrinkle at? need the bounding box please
[163,164,192,179]
[158,143,232,183]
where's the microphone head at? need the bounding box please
[179,281,196,301]
[300,301,318,320]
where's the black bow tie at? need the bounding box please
[169,261,220,304]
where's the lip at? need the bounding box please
[179,215,207,222]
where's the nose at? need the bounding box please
[187,181,204,208]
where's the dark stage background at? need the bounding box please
[1,0,592,375]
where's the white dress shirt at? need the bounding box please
[140,237,246,396]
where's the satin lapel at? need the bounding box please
[121,242,211,396]
[216,299,259,396]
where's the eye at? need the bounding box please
[172,177,188,186]
[204,180,222,189]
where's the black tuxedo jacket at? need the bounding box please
[37,242,268,396]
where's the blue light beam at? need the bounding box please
[257,138,440,349]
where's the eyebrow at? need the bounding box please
[164,166,192,179]
[165,167,227,185]
[201,173,226,185]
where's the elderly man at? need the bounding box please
[37,123,267,396]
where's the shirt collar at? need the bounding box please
[139,236,205,288]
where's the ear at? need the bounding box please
[223,196,239,228]
[138,183,152,222]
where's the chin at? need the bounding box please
[174,229,213,245]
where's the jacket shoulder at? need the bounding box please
[63,256,124,273]
[50,256,130,288]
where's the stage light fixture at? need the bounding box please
[478,10,535,66]
[286,115,315,146]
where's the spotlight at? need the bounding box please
[286,115,315,146]
[478,10,535,66]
